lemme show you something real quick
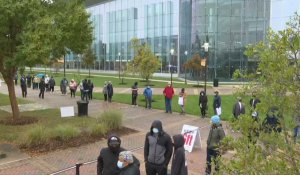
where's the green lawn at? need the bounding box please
[0,109,97,143]
[92,92,252,121]
[0,93,30,106]
[25,71,209,89]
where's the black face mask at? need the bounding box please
[109,143,120,153]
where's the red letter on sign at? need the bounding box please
[184,134,193,146]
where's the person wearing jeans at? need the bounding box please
[143,86,152,109]
[163,82,174,113]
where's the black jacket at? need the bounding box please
[97,135,140,175]
[107,83,114,96]
[213,95,221,108]
[39,79,45,90]
[199,91,208,108]
[250,98,261,109]
[144,120,173,166]
[49,78,55,87]
[120,164,140,175]
[171,134,188,175]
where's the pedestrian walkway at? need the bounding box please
[0,83,234,175]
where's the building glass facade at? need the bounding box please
[67,0,273,80]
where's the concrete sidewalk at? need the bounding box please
[0,84,233,175]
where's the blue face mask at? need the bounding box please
[117,161,124,169]
[152,128,159,134]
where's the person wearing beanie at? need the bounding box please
[171,134,188,175]
[144,120,173,175]
[118,151,140,175]
[97,134,140,175]
[205,115,225,175]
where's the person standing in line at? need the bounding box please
[60,77,68,95]
[178,88,186,115]
[69,79,77,98]
[199,91,208,118]
[97,134,140,175]
[131,82,138,107]
[232,97,246,119]
[26,74,32,88]
[49,76,55,94]
[205,115,225,175]
[249,93,261,110]
[171,134,188,175]
[20,75,27,98]
[88,79,94,100]
[82,79,89,101]
[32,75,38,89]
[143,85,152,109]
[118,151,140,175]
[213,91,221,116]
[39,76,46,99]
[45,74,50,91]
[14,73,18,85]
[144,120,173,175]
[103,81,108,102]
[163,82,174,113]
[107,81,114,103]
[79,80,84,100]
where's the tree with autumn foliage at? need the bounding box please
[127,38,160,84]
[183,53,205,85]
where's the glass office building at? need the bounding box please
[75,0,273,80]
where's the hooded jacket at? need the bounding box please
[144,120,173,166]
[199,91,208,108]
[171,134,188,175]
[143,87,152,98]
[97,135,140,175]
[207,124,225,150]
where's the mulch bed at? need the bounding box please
[0,116,38,125]
[20,127,137,156]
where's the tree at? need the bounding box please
[0,0,92,121]
[82,47,96,77]
[220,13,300,174]
[184,53,204,86]
[128,38,160,84]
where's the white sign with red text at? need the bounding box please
[181,124,202,152]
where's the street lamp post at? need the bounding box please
[184,51,188,84]
[118,52,121,79]
[202,42,209,94]
[170,49,175,85]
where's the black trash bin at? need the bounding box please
[77,100,89,116]
[213,79,219,87]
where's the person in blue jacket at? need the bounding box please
[143,86,153,109]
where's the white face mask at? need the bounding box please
[117,161,124,169]
[152,128,159,134]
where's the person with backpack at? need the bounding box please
[205,115,225,175]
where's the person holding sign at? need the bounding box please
[178,88,186,115]
[205,115,225,175]
[144,120,173,175]
[171,134,188,175]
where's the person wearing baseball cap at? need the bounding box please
[205,115,225,175]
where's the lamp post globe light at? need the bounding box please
[118,52,121,79]
[202,42,209,94]
[184,50,188,84]
[170,49,175,85]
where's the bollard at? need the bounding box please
[76,163,83,175]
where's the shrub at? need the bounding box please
[50,124,80,141]
[24,125,48,146]
[98,110,123,130]
[90,123,108,137]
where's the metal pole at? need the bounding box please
[75,163,82,175]
[118,55,120,79]
[204,54,208,94]
[171,55,173,85]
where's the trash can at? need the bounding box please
[213,79,219,87]
[77,100,89,116]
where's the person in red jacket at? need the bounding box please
[163,82,174,113]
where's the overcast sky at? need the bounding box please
[271,0,300,31]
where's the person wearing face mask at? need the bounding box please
[118,151,140,175]
[97,134,140,175]
[144,120,173,175]
[171,134,188,175]
[163,82,174,113]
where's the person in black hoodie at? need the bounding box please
[144,120,173,175]
[39,76,45,99]
[171,134,188,175]
[97,134,139,175]
[199,91,208,118]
